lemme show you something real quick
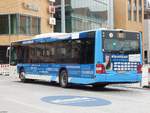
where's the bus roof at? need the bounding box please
[11,29,140,45]
[12,33,72,45]
[32,33,71,39]
[11,30,96,45]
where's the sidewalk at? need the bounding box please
[111,82,150,90]
[111,83,141,89]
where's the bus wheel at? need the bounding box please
[19,69,26,82]
[59,70,68,88]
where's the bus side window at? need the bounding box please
[44,43,56,63]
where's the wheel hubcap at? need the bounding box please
[20,72,25,80]
[61,72,67,86]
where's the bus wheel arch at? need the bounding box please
[59,68,69,88]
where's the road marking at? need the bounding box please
[41,95,111,107]
[52,97,96,104]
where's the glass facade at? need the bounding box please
[54,0,108,33]
[0,14,41,35]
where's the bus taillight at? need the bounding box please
[137,64,142,73]
[96,64,106,74]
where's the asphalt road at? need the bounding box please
[0,75,149,113]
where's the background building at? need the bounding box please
[54,0,114,33]
[114,0,144,59]
[0,0,55,64]
[144,0,150,63]
[114,0,144,32]
[55,0,144,34]
[54,0,144,60]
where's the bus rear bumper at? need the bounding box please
[68,73,141,85]
[95,73,142,84]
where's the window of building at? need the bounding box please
[37,18,41,34]
[31,17,40,34]
[0,14,41,35]
[31,17,37,34]
[145,13,150,19]
[144,50,148,64]
[0,15,9,34]
[133,0,137,21]
[0,46,9,64]
[20,16,27,34]
[20,16,41,35]
[10,14,18,34]
[26,16,31,34]
[128,0,132,20]
[139,0,142,22]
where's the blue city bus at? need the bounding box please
[10,29,142,88]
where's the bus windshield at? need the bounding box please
[103,38,140,53]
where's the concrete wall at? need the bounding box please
[144,19,150,63]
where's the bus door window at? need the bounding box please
[71,40,81,64]
[80,39,94,64]
[80,39,86,64]
[17,46,22,63]
[85,39,94,64]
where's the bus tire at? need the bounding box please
[59,70,68,88]
[19,68,26,82]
